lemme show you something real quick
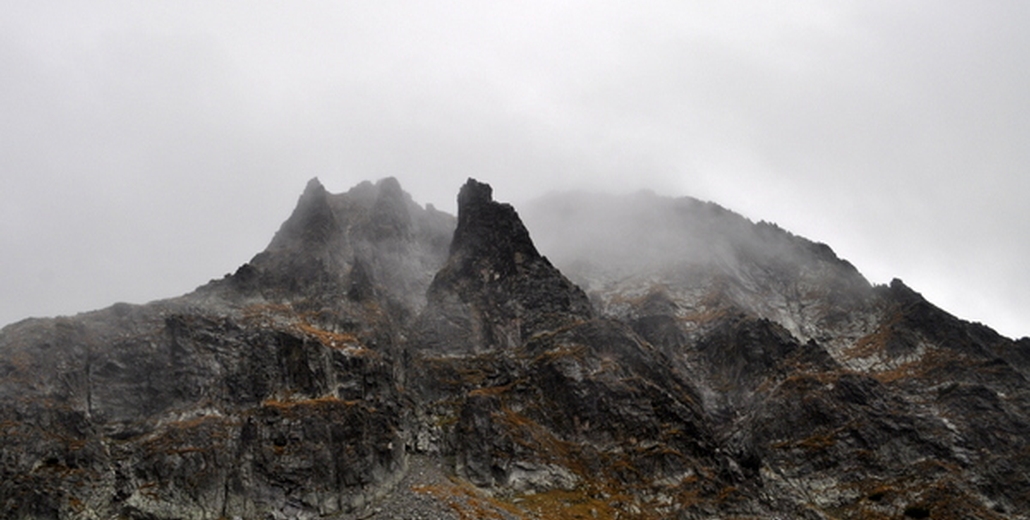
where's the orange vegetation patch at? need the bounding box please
[242,302,374,354]
[413,480,522,520]
[293,321,365,352]
[66,496,85,513]
[488,412,693,518]
[241,302,295,326]
[772,430,838,452]
[605,290,655,308]
[480,407,720,518]
[514,488,623,520]
[872,350,966,384]
[140,415,235,459]
[680,307,731,325]
[243,302,294,315]
[413,480,648,520]
[777,371,842,393]
[494,406,586,474]
[469,380,524,397]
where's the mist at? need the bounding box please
[2,1,1028,339]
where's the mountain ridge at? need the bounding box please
[2,177,1028,519]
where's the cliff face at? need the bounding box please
[415,178,593,355]
[521,191,1030,518]
[0,177,451,519]
[2,178,1029,519]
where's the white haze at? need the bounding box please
[1,1,1027,339]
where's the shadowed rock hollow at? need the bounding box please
[2,177,1030,519]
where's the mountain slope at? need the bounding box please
[0,178,450,518]
[2,178,1028,519]
[523,190,1030,517]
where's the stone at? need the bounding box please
[3,177,1030,519]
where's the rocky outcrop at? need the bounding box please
[0,304,406,519]
[415,178,592,355]
[0,178,451,519]
[237,176,454,322]
[521,191,874,346]
[3,177,1030,519]
[523,190,1030,518]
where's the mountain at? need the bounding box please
[2,178,1029,519]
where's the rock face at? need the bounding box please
[3,177,1030,519]
[0,178,450,519]
[416,179,593,354]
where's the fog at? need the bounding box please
[2,1,1028,338]
[522,191,747,276]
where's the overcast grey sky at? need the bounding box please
[2,1,1028,338]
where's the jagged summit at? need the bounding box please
[450,178,540,265]
[417,178,592,354]
[3,177,1030,519]
[267,176,337,250]
[445,178,544,278]
[234,177,454,318]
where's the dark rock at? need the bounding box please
[415,178,592,354]
[3,177,1029,519]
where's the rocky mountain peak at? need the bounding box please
[457,175,492,207]
[886,277,924,304]
[267,176,337,251]
[449,178,540,275]
[226,177,454,323]
[304,175,326,195]
[417,179,592,353]
[3,177,1030,519]
[368,177,414,240]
